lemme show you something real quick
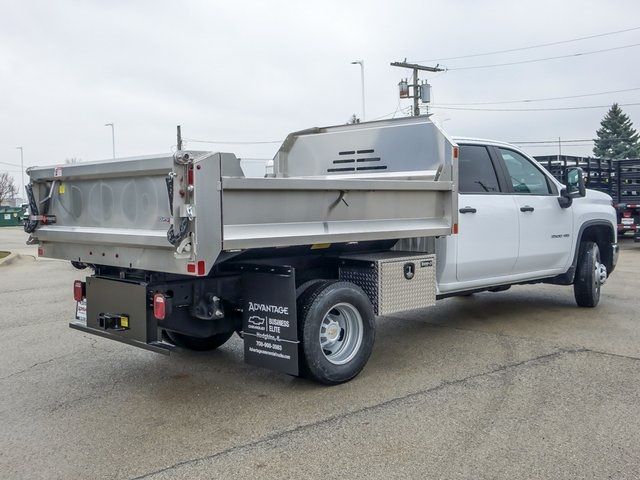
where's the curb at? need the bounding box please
[0,252,20,267]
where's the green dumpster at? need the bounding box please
[0,206,26,227]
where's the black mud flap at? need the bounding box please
[240,265,300,376]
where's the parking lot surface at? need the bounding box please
[1,226,639,479]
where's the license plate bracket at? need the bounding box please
[75,299,87,323]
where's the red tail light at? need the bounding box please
[153,293,166,320]
[73,280,85,302]
[623,210,632,218]
[187,165,194,186]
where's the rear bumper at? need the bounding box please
[70,320,173,354]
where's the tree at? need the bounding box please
[0,172,18,205]
[593,103,640,159]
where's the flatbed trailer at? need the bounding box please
[535,155,640,241]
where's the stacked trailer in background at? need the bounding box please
[535,155,640,241]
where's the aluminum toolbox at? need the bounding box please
[338,251,436,316]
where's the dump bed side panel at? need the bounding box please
[221,178,453,249]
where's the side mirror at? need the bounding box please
[566,167,586,198]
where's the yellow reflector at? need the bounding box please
[120,316,129,328]
[311,243,331,250]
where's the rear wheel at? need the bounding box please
[574,241,606,308]
[297,280,375,385]
[489,285,511,293]
[165,330,234,351]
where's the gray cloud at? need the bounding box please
[1,0,639,174]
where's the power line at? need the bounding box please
[445,42,640,71]
[436,86,640,106]
[512,137,636,144]
[430,101,640,112]
[414,25,640,62]
[184,138,282,145]
[519,143,595,148]
[0,160,21,168]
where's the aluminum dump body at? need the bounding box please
[26,116,458,275]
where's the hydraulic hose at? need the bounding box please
[165,174,189,246]
[24,184,39,233]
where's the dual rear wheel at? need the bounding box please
[165,280,376,385]
[296,280,376,385]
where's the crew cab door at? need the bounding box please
[495,147,573,274]
[455,144,520,282]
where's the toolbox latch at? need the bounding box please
[403,262,415,280]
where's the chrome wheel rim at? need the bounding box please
[319,302,363,365]
[593,249,606,295]
[595,261,607,289]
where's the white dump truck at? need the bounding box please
[25,116,618,384]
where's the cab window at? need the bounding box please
[458,145,501,194]
[498,148,552,195]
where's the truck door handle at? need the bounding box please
[459,207,477,214]
[520,206,535,212]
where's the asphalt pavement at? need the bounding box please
[1,226,639,479]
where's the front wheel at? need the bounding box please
[165,330,234,351]
[297,280,375,385]
[574,241,606,308]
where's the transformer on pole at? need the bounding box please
[391,61,444,116]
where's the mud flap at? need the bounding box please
[241,265,300,376]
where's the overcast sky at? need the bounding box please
[2,0,640,181]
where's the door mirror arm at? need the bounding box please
[558,188,573,208]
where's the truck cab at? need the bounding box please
[437,138,618,300]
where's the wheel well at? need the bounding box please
[580,224,614,272]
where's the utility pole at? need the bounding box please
[558,137,562,162]
[391,61,444,116]
[105,123,115,159]
[350,60,365,121]
[177,125,183,151]
[16,146,24,200]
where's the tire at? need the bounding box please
[574,241,606,308]
[295,279,327,297]
[489,285,511,293]
[165,330,234,351]
[297,280,375,385]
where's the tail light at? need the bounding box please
[623,210,632,218]
[73,280,85,302]
[187,165,194,186]
[153,293,166,320]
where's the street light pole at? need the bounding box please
[105,123,115,159]
[351,60,365,121]
[16,146,24,200]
